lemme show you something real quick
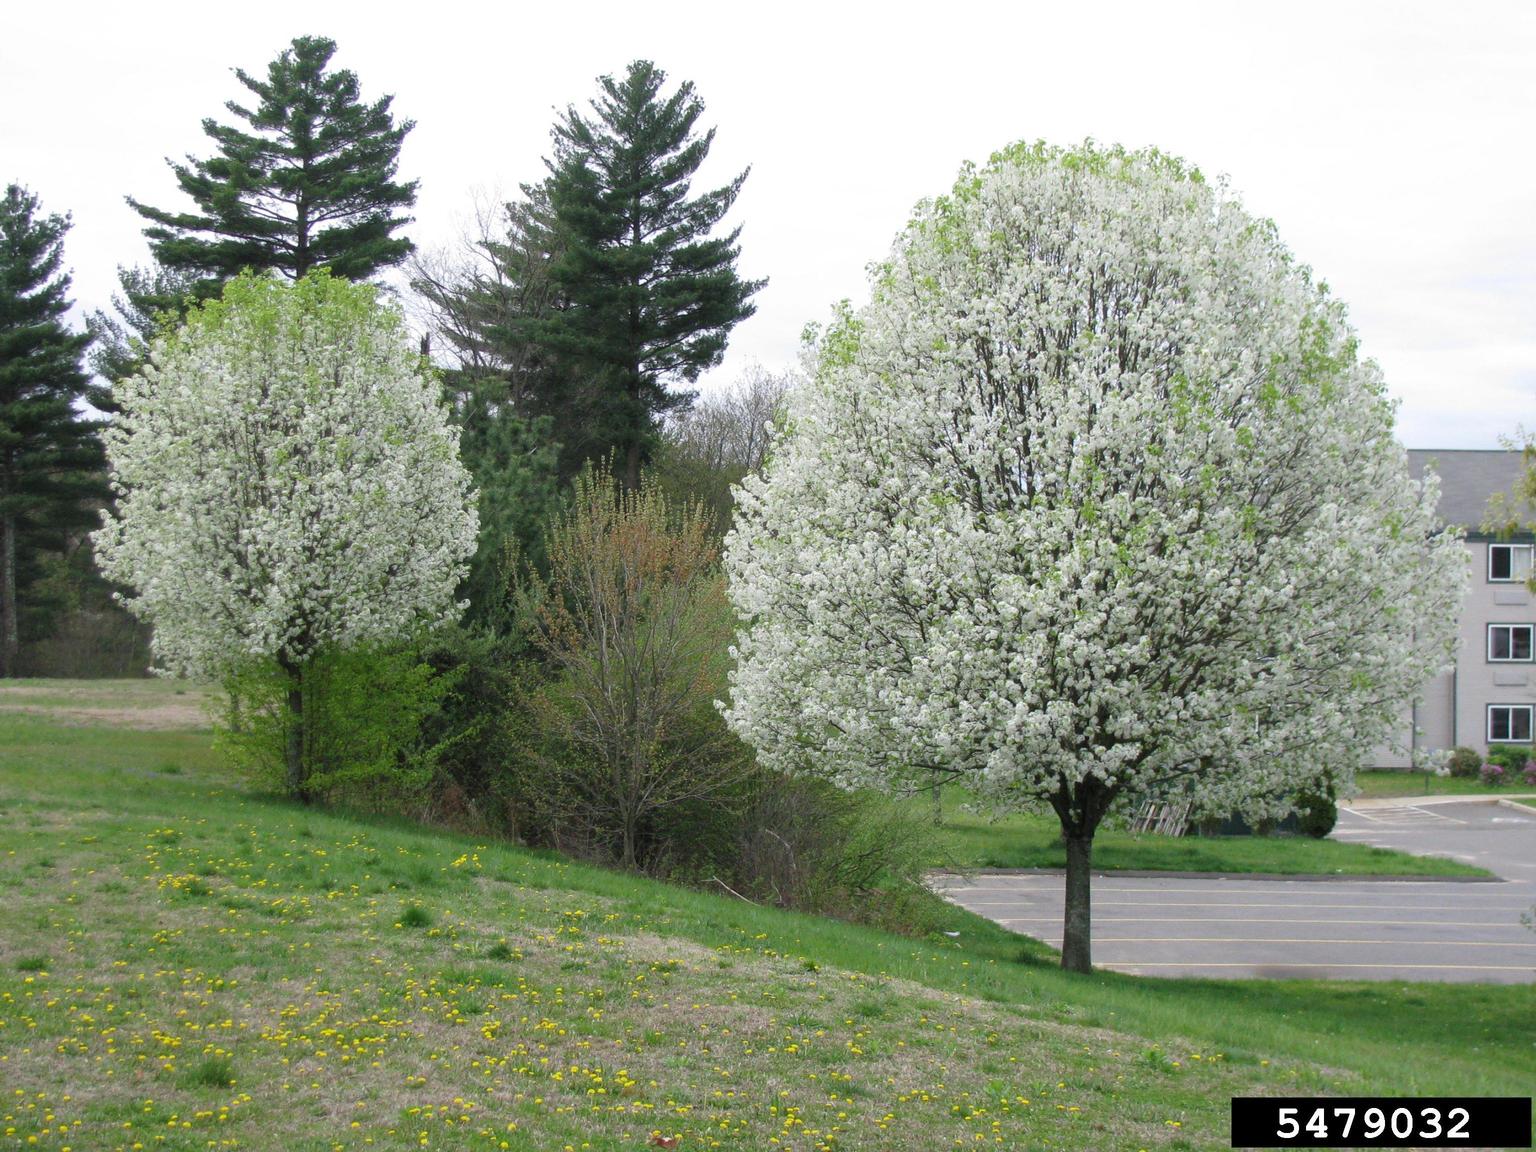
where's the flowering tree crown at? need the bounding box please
[724,141,1464,821]
[95,271,478,677]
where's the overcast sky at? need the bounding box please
[5,0,1532,448]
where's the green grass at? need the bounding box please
[918,789,1489,877]
[1353,769,1536,800]
[0,685,1532,1152]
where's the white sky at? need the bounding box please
[5,0,1533,448]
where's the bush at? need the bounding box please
[413,625,531,836]
[217,642,461,808]
[1480,762,1507,787]
[1293,785,1338,838]
[1486,744,1529,774]
[1525,763,1536,788]
[1446,746,1483,778]
[515,465,749,870]
[721,772,937,922]
[16,607,152,677]
[513,669,754,870]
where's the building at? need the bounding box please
[1379,449,1534,767]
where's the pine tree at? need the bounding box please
[126,35,417,300]
[84,263,202,410]
[527,60,763,487]
[0,184,104,677]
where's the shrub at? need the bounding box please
[1525,763,1536,788]
[217,643,461,808]
[1294,785,1338,838]
[1446,746,1483,778]
[515,465,749,870]
[414,625,529,835]
[16,607,152,677]
[1480,762,1507,787]
[722,771,937,922]
[1487,744,1529,774]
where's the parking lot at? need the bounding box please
[933,799,1536,982]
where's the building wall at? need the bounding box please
[1453,539,1535,756]
[1381,537,1536,766]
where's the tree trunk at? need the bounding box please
[279,655,310,803]
[624,439,643,493]
[0,512,16,678]
[620,807,638,871]
[1061,832,1095,973]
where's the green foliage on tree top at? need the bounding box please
[126,35,418,300]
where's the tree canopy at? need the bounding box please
[84,263,203,409]
[0,183,104,677]
[723,141,1465,972]
[126,35,417,300]
[419,61,762,488]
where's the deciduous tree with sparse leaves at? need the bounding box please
[723,142,1465,973]
[94,272,477,800]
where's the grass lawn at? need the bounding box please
[0,683,1532,1152]
[917,789,1489,877]
[1352,769,1536,802]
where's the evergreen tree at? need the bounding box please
[0,184,104,677]
[526,60,763,487]
[412,197,565,626]
[126,35,417,300]
[84,263,201,410]
[453,393,559,627]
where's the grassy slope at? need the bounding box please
[919,790,1488,877]
[0,692,1531,1152]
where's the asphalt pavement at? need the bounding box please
[932,797,1536,982]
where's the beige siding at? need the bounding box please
[1456,541,1536,755]
[1378,540,1536,767]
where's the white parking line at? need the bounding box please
[962,898,1523,912]
[1089,937,1536,948]
[942,807,1536,981]
[1111,962,1536,972]
[998,917,1526,927]
[1347,806,1468,825]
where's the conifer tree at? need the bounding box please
[527,60,763,487]
[0,184,104,677]
[84,263,201,410]
[126,35,417,301]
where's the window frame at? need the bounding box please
[1486,704,1534,744]
[1487,623,1536,662]
[1488,543,1533,583]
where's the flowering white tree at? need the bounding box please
[95,271,478,799]
[723,143,1465,973]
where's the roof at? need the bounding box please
[1406,448,1527,531]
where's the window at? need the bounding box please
[1488,624,1535,662]
[1487,705,1534,743]
[1488,543,1532,582]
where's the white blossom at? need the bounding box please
[723,143,1464,963]
[94,272,478,678]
